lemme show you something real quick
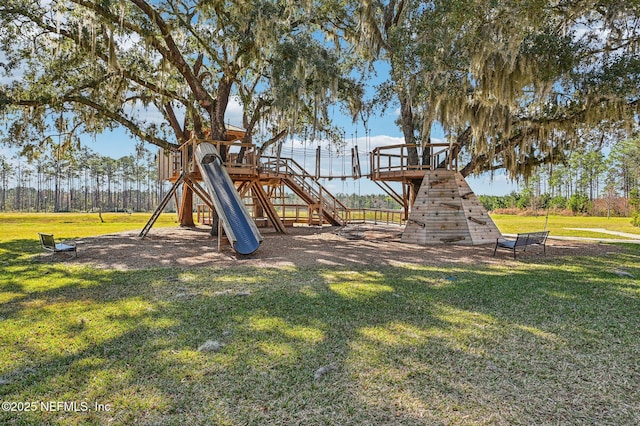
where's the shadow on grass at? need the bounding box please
[0,239,43,264]
[0,247,639,425]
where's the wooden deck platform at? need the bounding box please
[154,138,488,242]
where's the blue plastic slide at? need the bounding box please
[195,143,263,254]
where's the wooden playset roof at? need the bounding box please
[183,124,247,142]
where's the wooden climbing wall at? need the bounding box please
[401,170,502,245]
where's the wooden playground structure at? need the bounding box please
[141,126,502,247]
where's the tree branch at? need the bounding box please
[29,16,190,105]
[258,129,289,155]
[128,0,215,111]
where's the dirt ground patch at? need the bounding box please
[40,224,627,270]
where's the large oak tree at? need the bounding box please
[0,0,363,156]
[358,0,640,180]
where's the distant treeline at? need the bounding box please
[0,145,165,213]
[334,193,402,210]
[478,191,639,219]
[476,138,640,225]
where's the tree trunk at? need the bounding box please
[211,77,233,161]
[178,183,195,227]
[54,166,60,212]
[1,169,6,211]
[399,95,419,165]
[95,175,104,223]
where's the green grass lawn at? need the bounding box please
[1,213,639,425]
[491,214,640,239]
[0,212,179,263]
[0,212,179,241]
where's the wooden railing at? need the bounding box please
[205,139,259,175]
[196,204,213,225]
[261,156,349,225]
[370,143,459,179]
[166,138,259,177]
[158,148,183,182]
[197,202,317,225]
[346,209,404,225]
[198,203,404,227]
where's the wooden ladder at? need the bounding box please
[139,171,186,238]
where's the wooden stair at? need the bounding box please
[282,176,345,226]
[401,170,502,245]
[261,156,347,226]
[250,181,287,233]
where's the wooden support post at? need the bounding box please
[237,181,252,197]
[184,177,214,211]
[250,181,286,233]
[217,216,225,252]
[370,150,375,180]
[178,183,195,227]
[402,182,409,220]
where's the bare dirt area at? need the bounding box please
[46,224,627,270]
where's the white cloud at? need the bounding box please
[225,96,244,126]
[124,96,244,129]
[125,101,169,125]
[466,172,519,196]
[366,134,404,149]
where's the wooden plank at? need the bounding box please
[251,182,286,234]
[441,236,467,243]
[439,202,461,210]
[407,218,426,228]
[461,191,474,199]
[429,178,448,187]
[468,216,487,225]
